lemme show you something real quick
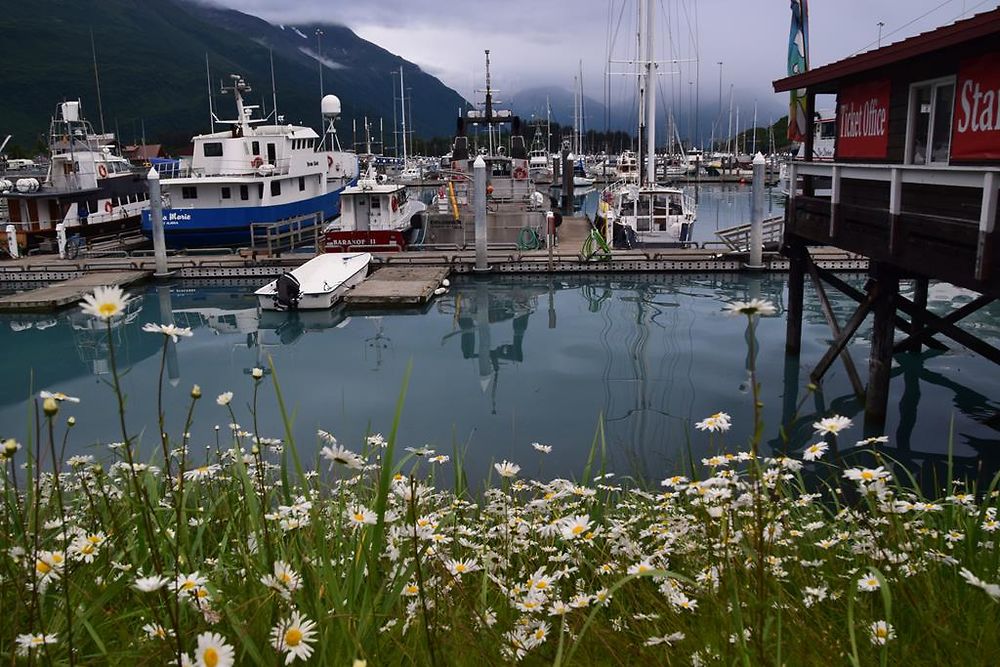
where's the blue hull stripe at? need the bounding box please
[141,186,347,248]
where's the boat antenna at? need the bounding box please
[399,65,408,162]
[90,28,107,136]
[206,53,215,133]
[270,48,279,124]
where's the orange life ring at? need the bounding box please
[251,156,263,169]
[104,201,113,213]
[513,165,528,180]
[391,195,399,212]
[97,164,108,178]
[327,155,334,169]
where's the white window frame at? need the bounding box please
[904,75,956,165]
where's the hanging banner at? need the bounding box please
[951,52,1000,161]
[835,79,891,159]
[787,0,810,143]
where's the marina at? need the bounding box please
[2,1,1000,665]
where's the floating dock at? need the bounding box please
[0,270,150,312]
[343,266,449,307]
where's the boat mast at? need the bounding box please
[644,0,656,185]
[90,29,106,137]
[399,66,408,162]
[270,48,279,124]
[637,0,645,186]
[205,54,215,133]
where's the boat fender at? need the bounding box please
[442,278,450,288]
[327,155,333,169]
[251,156,264,169]
[434,286,447,296]
[97,164,108,178]
[391,195,398,212]
[104,201,113,213]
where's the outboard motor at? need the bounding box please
[275,272,301,310]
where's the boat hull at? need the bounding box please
[140,187,347,248]
[324,229,409,253]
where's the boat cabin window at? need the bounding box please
[267,143,277,164]
[818,120,836,140]
[271,180,281,197]
[906,77,955,165]
[252,141,260,156]
[182,186,197,200]
[203,142,223,158]
[258,183,264,199]
[371,197,381,209]
[490,160,511,177]
[240,185,249,201]
[221,187,231,200]
[299,176,306,192]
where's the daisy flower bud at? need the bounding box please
[43,397,59,416]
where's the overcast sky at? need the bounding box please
[210,0,999,118]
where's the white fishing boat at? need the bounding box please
[255,252,371,310]
[323,165,427,251]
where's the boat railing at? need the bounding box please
[176,157,295,179]
[250,211,323,257]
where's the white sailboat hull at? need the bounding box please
[255,253,371,311]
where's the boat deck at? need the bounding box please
[0,270,150,312]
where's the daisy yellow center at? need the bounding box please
[203,647,219,667]
[861,471,875,481]
[284,628,303,647]
[51,553,64,563]
[571,525,585,535]
[454,564,467,573]
[81,544,95,554]
[196,588,209,598]
[182,580,196,590]
[36,560,51,574]
[87,535,101,544]
[353,513,365,522]
[279,573,291,583]
[198,466,209,474]
[875,627,888,638]
[98,303,118,317]
[536,581,548,589]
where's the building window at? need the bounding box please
[271,180,281,197]
[906,78,955,165]
[298,176,305,191]
[182,186,197,200]
[221,186,231,199]
[240,185,249,201]
[203,142,223,157]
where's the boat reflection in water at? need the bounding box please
[0,275,995,486]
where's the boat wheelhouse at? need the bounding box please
[324,167,427,252]
[141,75,358,248]
[0,100,146,250]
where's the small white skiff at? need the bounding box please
[256,252,371,311]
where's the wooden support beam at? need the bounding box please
[785,239,806,355]
[865,264,899,431]
[829,165,841,239]
[806,258,866,397]
[888,167,902,256]
[810,285,877,384]
[901,277,928,354]
[814,266,948,351]
[893,294,1000,364]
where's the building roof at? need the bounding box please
[123,144,163,160]
[773,7,1000,93]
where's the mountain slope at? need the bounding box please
[0,0,469,153]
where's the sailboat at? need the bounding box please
[597,0,695,248]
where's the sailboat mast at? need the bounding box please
[90,28,106,136]
[644,0,656,185]
[205,53,215,134]
[399,66,408,162]
[751,100,758,155]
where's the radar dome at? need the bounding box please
[321,94,342,118]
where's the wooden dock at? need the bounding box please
[343,266,449,307]
[0,270,150,312]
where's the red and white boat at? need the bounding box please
[323,166,426,252]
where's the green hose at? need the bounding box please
[517,227,541,250]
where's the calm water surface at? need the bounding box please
[2,272,997,483]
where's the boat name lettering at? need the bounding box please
[166,212,192,221]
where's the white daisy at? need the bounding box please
[80,285,128,320]
[194,631,234,667]
[494,460,521,478]
[802,442,828,461]
[142,322,194,342]
[271,611,317,664]
[812,415,852,435]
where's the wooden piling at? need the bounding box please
[785,239,806,355]
[903,276,929,354]
[864,262,899,431]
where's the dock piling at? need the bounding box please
[473,155,489,272]
[561,144,573,215]
[6,225,19,259]
[747,152,766,270]
[56,224,66,260]
[147,167,170,278]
